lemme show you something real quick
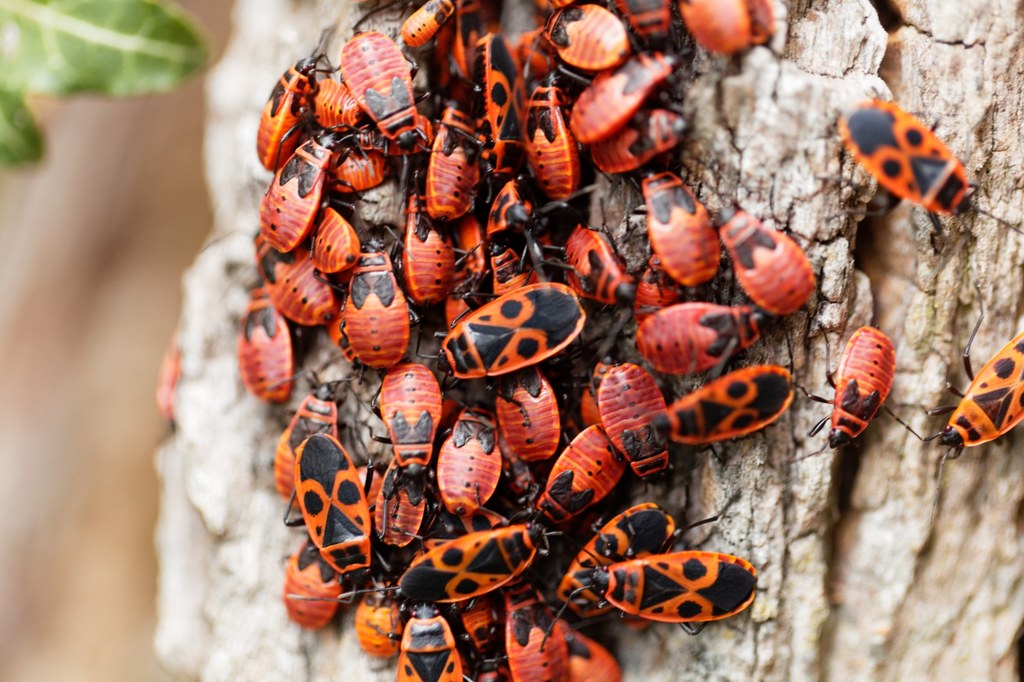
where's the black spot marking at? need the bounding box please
[441,547,465,566]
[994,357,1016,379]
[683,558,708,581]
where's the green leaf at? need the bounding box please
[0,90,43,164]
[0,0,208,96]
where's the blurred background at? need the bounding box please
[0,2,230,678]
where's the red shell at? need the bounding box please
[538,424,625,521]
[642,171,719,287]
[495,367,560,462]
[597,363,669,477]
[237,287,293,403]
[437,408,501,515]
[636,302,767,375]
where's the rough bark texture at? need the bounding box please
[156,0,1024,680]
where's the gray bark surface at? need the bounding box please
[155,1,1024,680]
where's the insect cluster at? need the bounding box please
[148,0,1024,679]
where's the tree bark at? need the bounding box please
[155,0,1024,680]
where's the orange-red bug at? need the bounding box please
[597,363,669,477]
[809,326,897,448]
[441,283,586,378]
[458,594,502,655]
[312,207,361,274]
[313,77,362,129]
[282,538,343,630]
[544,5,631,72]
[340,32,431,150]
[423,505,508,551]
[274,381,340,501]
[495,367,560,462]
[343,247,411,369]
[380,362,443,474]
[557,621,622,682]
[403,194,457,305]
[399,523,542,602]
[504,583,568,682]
[633,257,682,323]
[936,329,1024,449]
[437,407,502,515]
[259,132,342,253]
[565,224,636,305]
[583,551,758,628]
[537,424,626,522]
[636,303,770,375]
[257,56,319,171]
[355,592,403,658]
[399,604,464,682]
[590,108,688,174]
[569,52,675,144]
[486,177,534,237]
[580,360,612,427]
[656,365,794,444]
[237,286,294,403]
[489,243,537,295]
[556,502,676,617]
[525,83,581,201]
[375,458,427,547]
[517,27,554,82]
[402,0,458,47]
[475,33,528,177]
[718,208,816,316]
[293,433,372,576]
[452,213,488,288]
[642,171,719,287]
[679,0,774,55]
[156,329,181,424]
[839,100,971,217]
[263,243,340,326]
[426,105,480,221]
[330,147,389,194]
[452,0,483,80]
[614,0,672,46]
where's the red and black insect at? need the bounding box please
[293,433,372,576]
[556,502,676,616]
[340,32,431,150]
[451,0,483,80]
[343,245,411,369]
[557,620,622,681]
[486,177,534,237]
[636,303,770,375]
[597,363,669,477]
[613,0,672,47]
[718,208,816,316]
[656,365,794,444]
[565,224,636,305]
[282,538,343,630]
[262,242,339,327]
[577,550,758,630]
[426,105,480,221]
[806,326,897,449]
[398,603,464,682]
[259,131,345,253]
[274,381,340,501]
[403,194,456,305]
[642,171,719,287]
[544,5,631,72]
[330,146,389,194]
[399,523,543,602]
[355,591,403,658]
[423,506,508,551]
[489,243,537,296]
[440,283,586,378]
[633,257,682,323]
[437,407,502,515]
[495,367,560,462]
[402,0,457,47]
[537,424,626,522]
[504,583,568,682]
[475,33,527,178]
[375,457,427,547]
[379,362,443,475]
[839,100,968,218]
[590,108,688,174]
[524,83,581,201]
[237,286,294,403]
[457,594,502,656]
[257,56,320,171]
[312,207,361,274]
[569,52,675,144]
[313,77,363,129]
[679,0,775,55]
